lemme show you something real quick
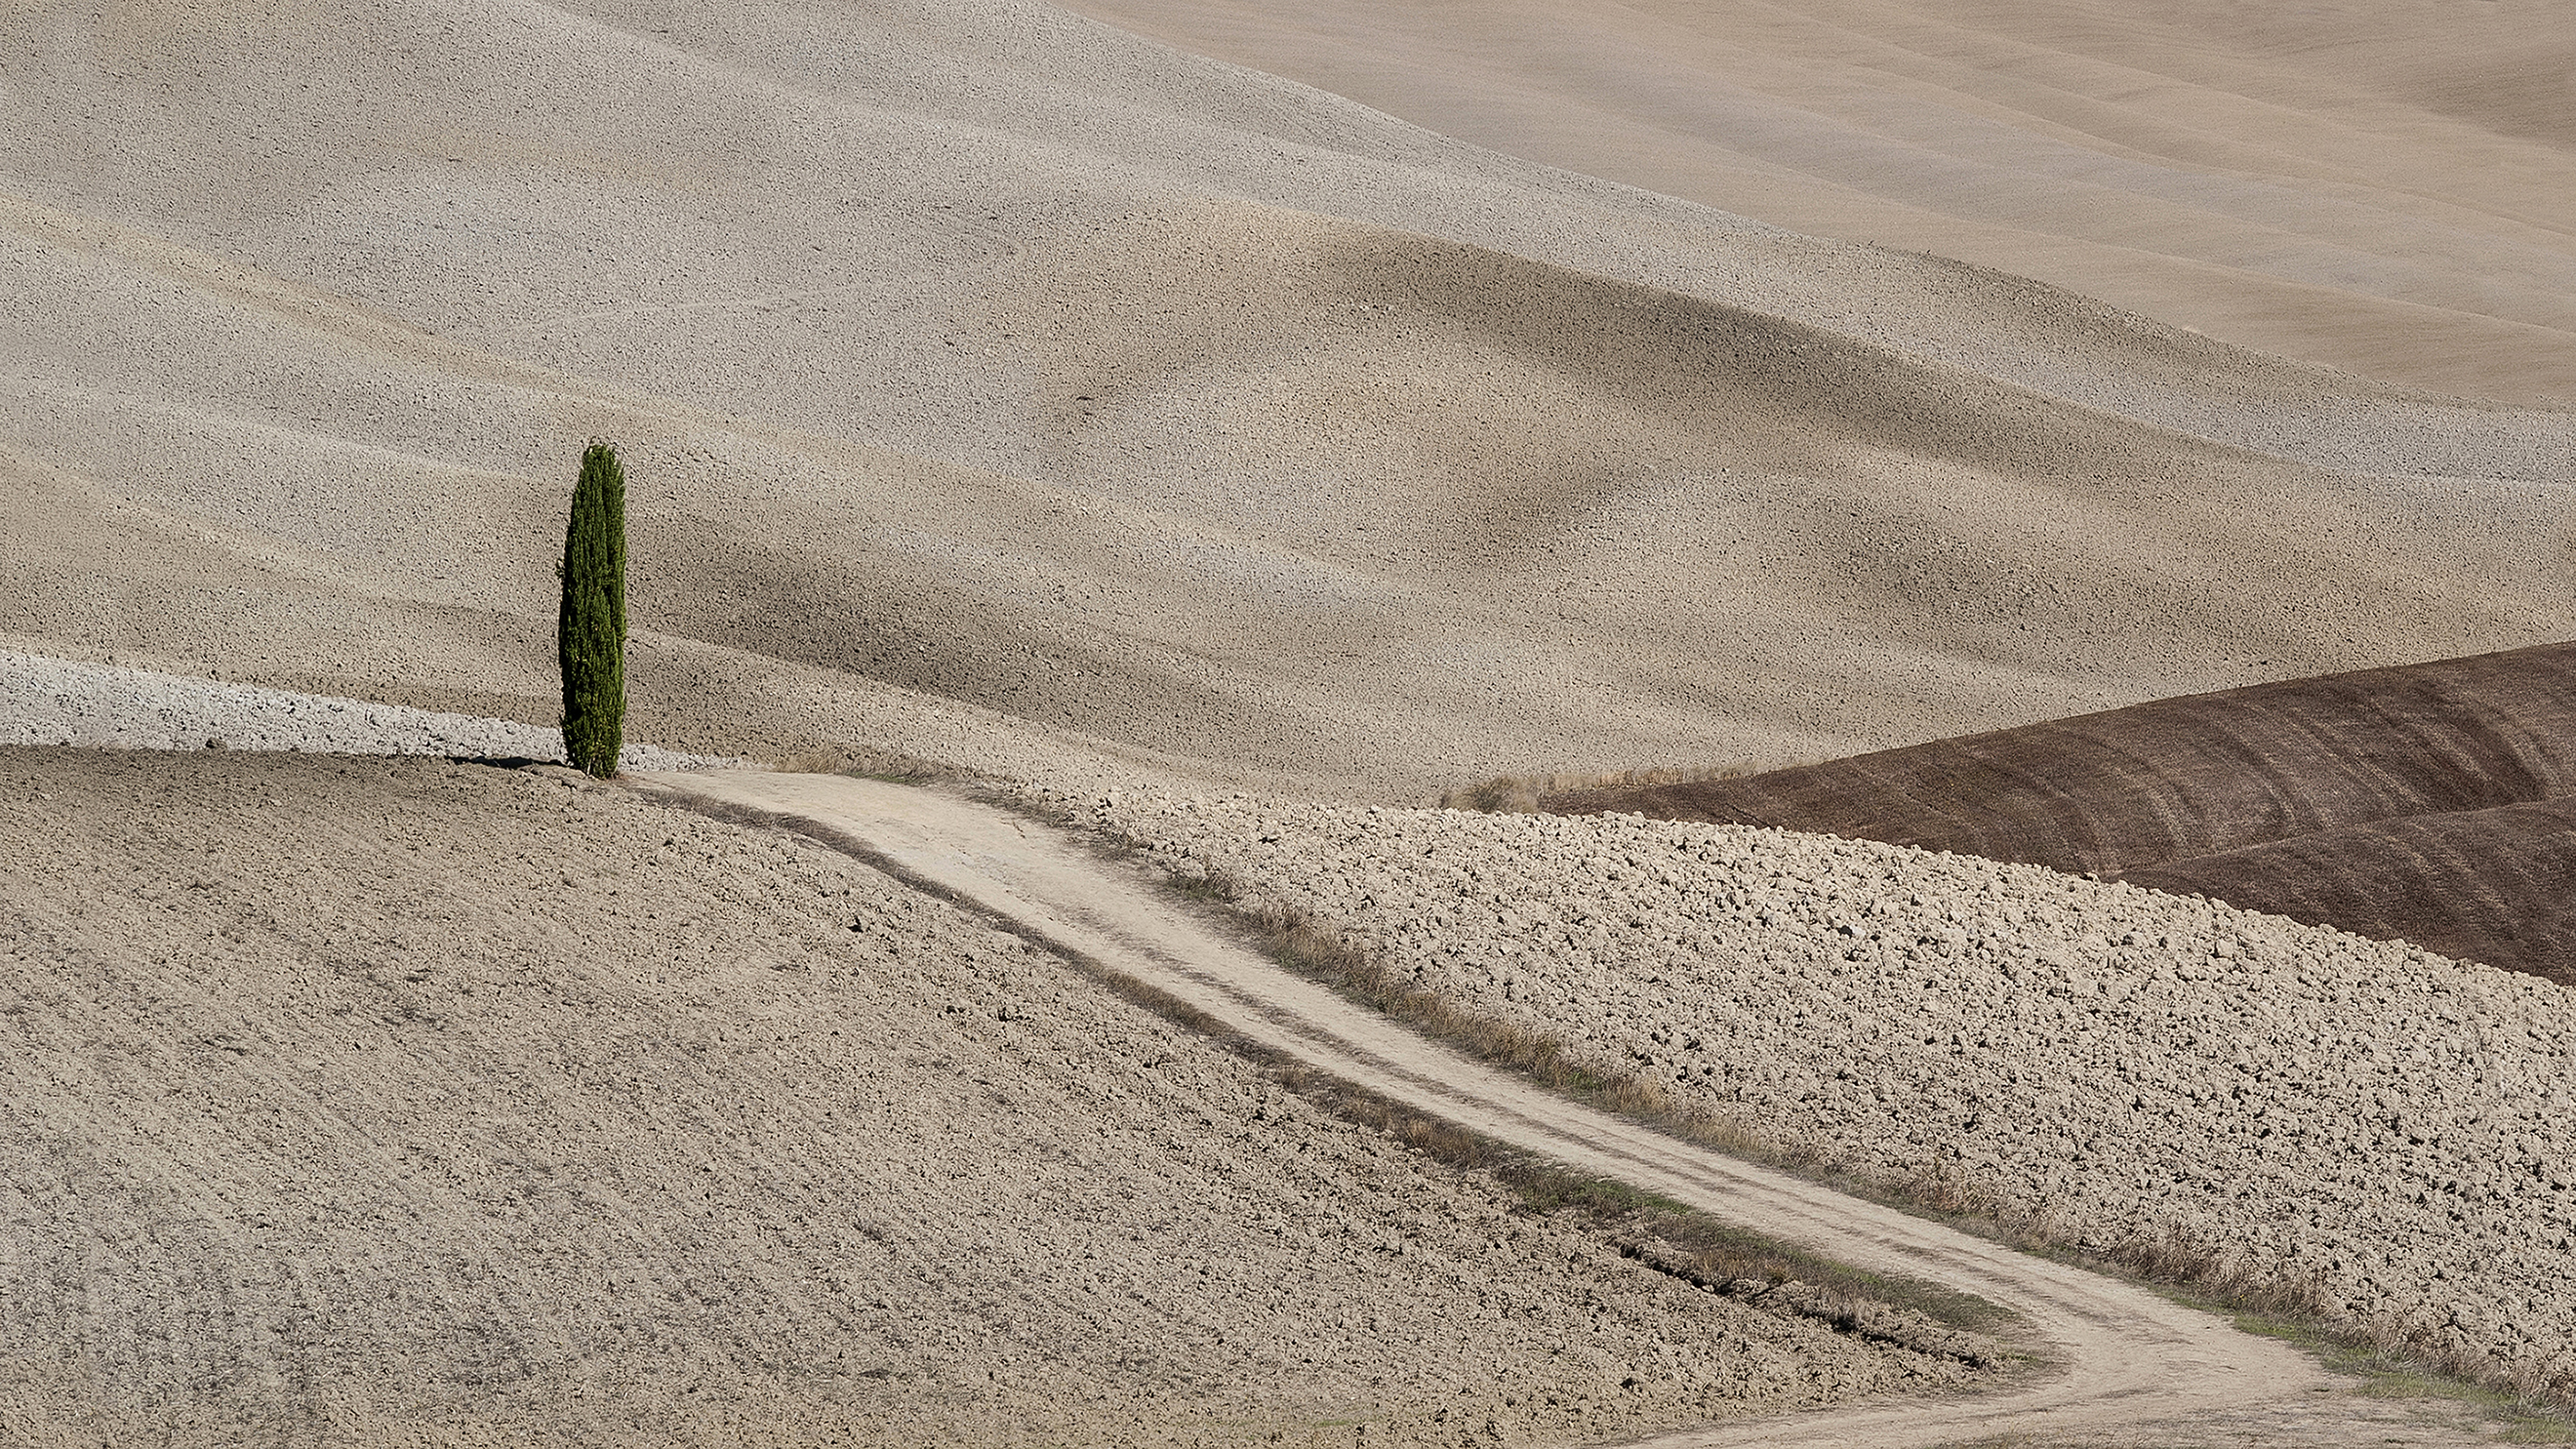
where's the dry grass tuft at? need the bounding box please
[766,745,955,782]
[1435,763,1770,814]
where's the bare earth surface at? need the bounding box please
[1086,784,2576,1406]
[0,650,731,770]
[5,0,2570,799]
[641,766,2524,1448]
[1549,642,2576,981]
[11,0,2576,1442]
[0,746,1994,1448]
[9,696,2567,1445]
[1060,0,2576,406]
[2119,798,2576,991]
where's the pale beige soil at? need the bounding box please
[1061,0,2576,407]
[4,1,2569,802]
[641,767,2545,1448]
[1086,781,2576,1414]
[0,746,1986,1447]
[9,0,2576,1443]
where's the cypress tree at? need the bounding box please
[558,440,627,778]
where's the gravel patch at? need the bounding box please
[1,652,734,771]
[1069,785,2576,1396]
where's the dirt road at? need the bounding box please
[635,769,2335,1446]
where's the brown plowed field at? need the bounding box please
[1547,642,2576,980]
[2119,798,2576,986]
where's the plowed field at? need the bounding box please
[1550,643,2576,979]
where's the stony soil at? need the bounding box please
[1078,785,2576,1397]
[1547,641,2576,983]
[0,745,1986,1448]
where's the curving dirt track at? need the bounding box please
[1549,642,2576,980]
[637,768,2341,1447]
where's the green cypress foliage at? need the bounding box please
[558,440,628,778]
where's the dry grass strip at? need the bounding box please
[1434,765,1769,814]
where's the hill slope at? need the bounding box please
[1062,0,2576,406]
[1093,779,2576,1403]
[4,0,2569,798]
[1548,642,2576,979]
[0,746,1970,1446]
